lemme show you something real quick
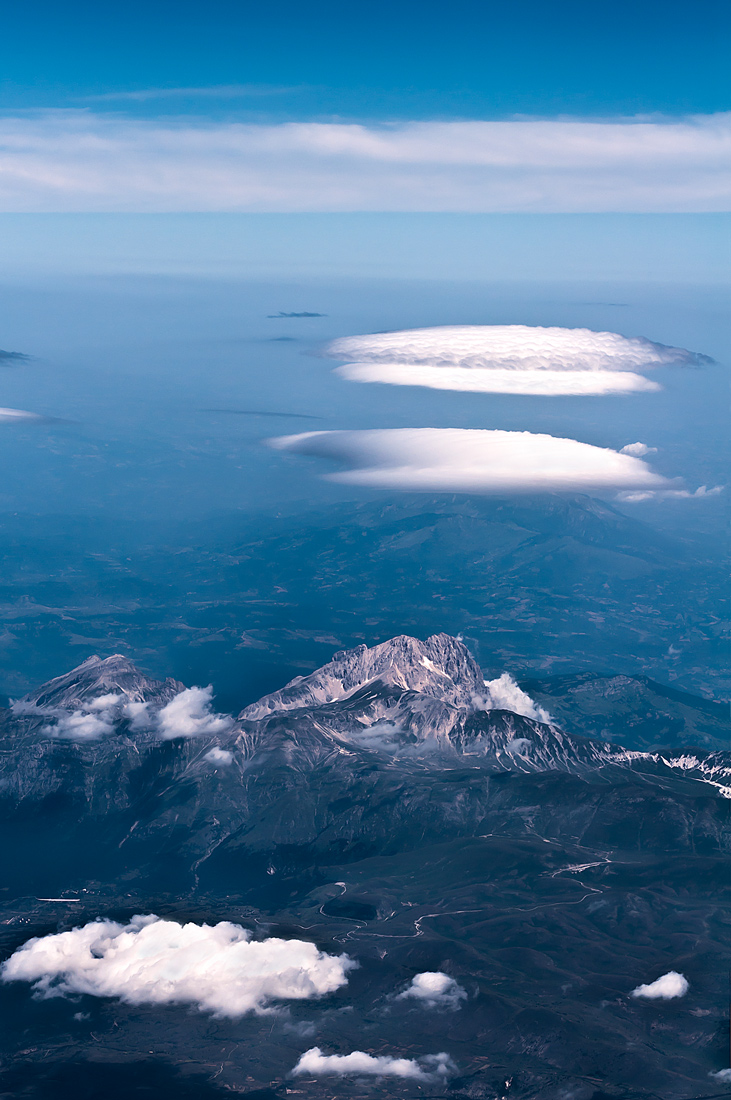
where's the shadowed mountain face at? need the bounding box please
[0,636,729,1099]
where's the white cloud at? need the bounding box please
[1,915,356,1017]
[269,428,671,495]
[326,326,702,372]
[0,407,41,421]
[335,363,658,396]
[620,442,658,457]
[42,709,116,741]
[291,1047,456,1080]
[617,484,723,503]
[204,746,234,766]
[476,673,552,723]
[0,112,728,212]
[396,971,467,1010]
[710,1069,731,1083]
[15,684,233,741]
[157,686,233,740]
[630,971,689,1000]
[326,325,710,396]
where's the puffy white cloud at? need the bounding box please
[269,428,671,495]
[335,363,658,396]
[157,686,233,740]
[326,326,701,373]
[396,971,467,1010]
[1,915,356,1017]
[710,1069,731,1083]
[620,442,658,457]
[0,112,728,213]
[42,709,116,741]
[476,673,552,724]
[292,1047,456,1080]
[630,971,689,1000]
[15,684,233,742]
[204,746,234,766]
[0,407,41,421]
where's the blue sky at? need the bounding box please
[2,0,728,118]
[0,1,728,275]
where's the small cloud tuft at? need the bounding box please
[204,746,234,766]
[620,442,658,457]
[475,673,552,723]
[291,1047,456,1080]
[630,971,689,1000]
[395,971,467,1010]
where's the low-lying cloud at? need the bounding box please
[0,112,728,212]
[1,915,356,1016]
[14,685,234,742]
[476,673,552,723]
[204,746,234,765]
[395,971,467,1010]
[157,686,233,740]
[630,971,689,1000]
[292,1047,456,1080]
[269,428,672,495]
[325,325,708,396]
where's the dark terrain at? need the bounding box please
[0,634,728,1099]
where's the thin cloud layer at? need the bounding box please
[326,325,709,396]
[396,971,467,1010]
[292,1048,456,1080]
[269,429,672,495]
[0,407,41,421]
[630,971,689,1000]
[335,363,659,396]
[1,915,356,1017]
[0,113,728,212]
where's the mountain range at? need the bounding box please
[0,634,728,1098]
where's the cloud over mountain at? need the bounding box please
[1,916,356,1016]
[395,971,467,1010]
[269,428,671,495]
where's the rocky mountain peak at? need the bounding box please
[239,632,484,720]
[21,653,184,711]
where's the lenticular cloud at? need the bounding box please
[324,325,708,396]
[1,915,356,1017]
[269,428,671,495]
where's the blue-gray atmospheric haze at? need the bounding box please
[0,263,729,1100]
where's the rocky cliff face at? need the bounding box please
[239,632,486,719]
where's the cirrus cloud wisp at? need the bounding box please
[0,112,729,212]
